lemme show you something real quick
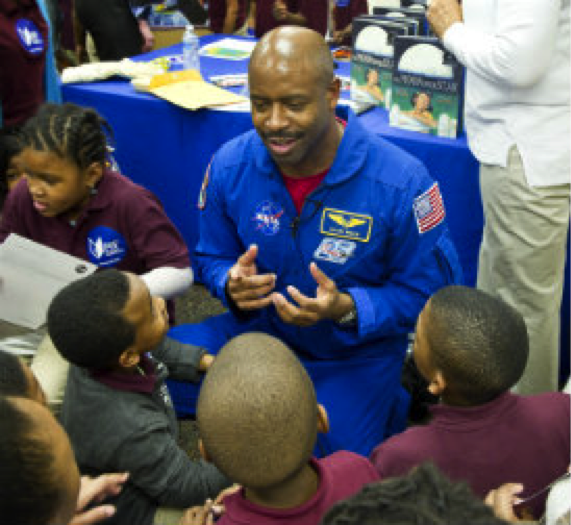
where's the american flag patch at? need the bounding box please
[413,182,445,234]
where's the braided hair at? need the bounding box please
[22,103,114,170]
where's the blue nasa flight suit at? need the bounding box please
[169,110,462,456]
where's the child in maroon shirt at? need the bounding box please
[370,286,570,520]
[182,333,379,525]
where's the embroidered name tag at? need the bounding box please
[314,238,356,264]
[320,208,372,242]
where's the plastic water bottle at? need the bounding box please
[182,24,200,72]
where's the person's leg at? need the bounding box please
[303,352,408,457]
[75,0,142,61]
[153,507,185,525]
[30,334,69,414]
[478,146,570,394]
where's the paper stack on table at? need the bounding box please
[150,80,247,110]
[0,235,97,329]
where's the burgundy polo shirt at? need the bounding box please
[0,169,190,274]
[254,0,299,38]
[218,452,379,525]
[209,0,247,34]
[0,0,48,126]
[298,0,328,36]
[371,392,571,519]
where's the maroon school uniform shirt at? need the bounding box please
[209,0,247,34]
[218,451,379,525]
[0,169,189,273]
[0,0,48,126]
[298,0,328,36]
[370,392,570,519]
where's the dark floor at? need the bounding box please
[173,284,226,458]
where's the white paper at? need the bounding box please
[0,234,97,329]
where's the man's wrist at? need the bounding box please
[333,293,357,326]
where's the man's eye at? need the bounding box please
[252,101,269,111]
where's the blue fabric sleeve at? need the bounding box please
[194,155,244,306]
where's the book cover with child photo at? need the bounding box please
[389,36,465,138]
[350,16,414,111]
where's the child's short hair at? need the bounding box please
[47,269,135,369]
[321,462,507,525]
[0,397,63,525]
[197,333,318,488]
[22,103,113,170]
[0,350,28,397]
[426,285,528,404]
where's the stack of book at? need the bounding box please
[350,5,465,138]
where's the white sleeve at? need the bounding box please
[442,0,561,88]
[140,267,194,299]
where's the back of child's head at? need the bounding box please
[0,396,79,525]
[321,462,508,525]
[425,285,528,404]
[47,269,135,370]
[197,332,318,489]
[22,103,112,170]
[0,350,28,397]
[0,350,47,404]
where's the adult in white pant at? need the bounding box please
[428,0,570,393]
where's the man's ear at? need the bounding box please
[118,348,141,369]
[328,77,341,110]
[84,161,103,188]
[317,404,329,434]
[428,370,446,396]
[198,439,211,463]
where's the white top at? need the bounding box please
[443,0,570,187]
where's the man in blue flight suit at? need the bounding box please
[170,26,462,456]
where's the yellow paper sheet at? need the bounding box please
[150,80,246,111]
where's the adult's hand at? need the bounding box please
[226,245,276,311]
[427,0,463,39]
[484,483,524,523]
[70,473,129,525]
[179,501,215,525]
[138,19,155,53]
[271,262,354,327]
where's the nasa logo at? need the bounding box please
[252,201,284,236]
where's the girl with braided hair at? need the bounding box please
[0,102,192,411]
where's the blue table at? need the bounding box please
[61,36,570,383]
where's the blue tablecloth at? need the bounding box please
[61,33,569,386]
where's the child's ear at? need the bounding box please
[118,348,141,369]
[427,370,446,396]
[317,404,329,434]
[198,439,211,463]
[84,161,103,189]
